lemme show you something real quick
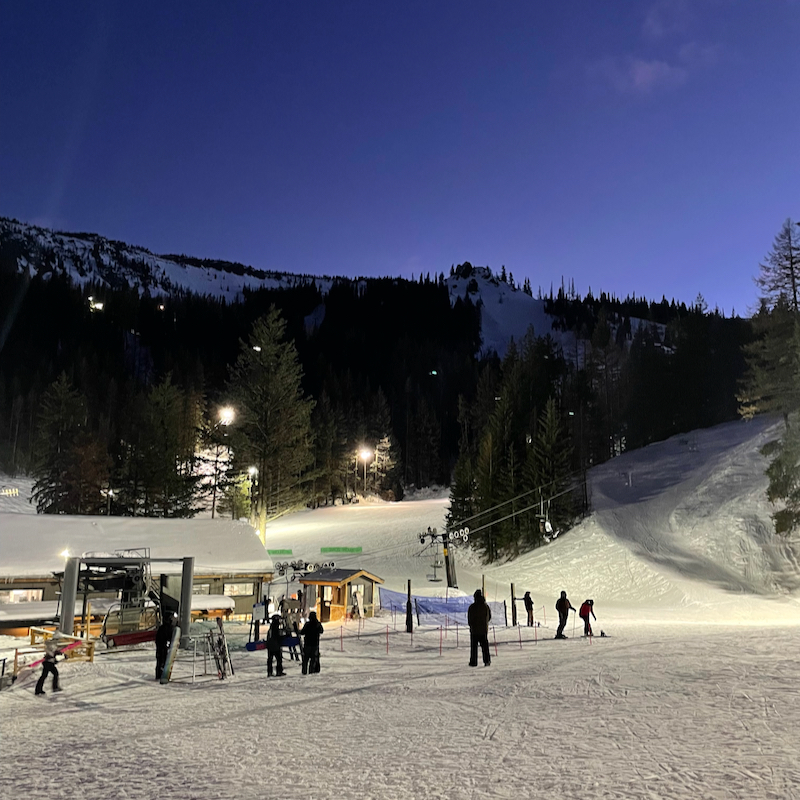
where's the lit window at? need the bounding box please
[0,588,44,603]
[223,583,254,597]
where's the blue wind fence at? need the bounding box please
[379,587,507,627]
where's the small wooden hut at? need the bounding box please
[299,568,383,623]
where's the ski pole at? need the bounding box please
[386,625,389,655]
[439,626,443,657]
[340,625,343,652]
[572,612,576,638]
[492,626,498,657]
[455,622,459,648]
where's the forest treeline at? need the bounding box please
[0,236,752,554]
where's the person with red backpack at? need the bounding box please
[579,599,596,637]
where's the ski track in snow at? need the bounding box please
[3,624,800,799]
[4,417,800,797]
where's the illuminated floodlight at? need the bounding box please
[248,466,258,476]
[61,549,70,558]
[359,449,372,461]
[218,406,235,426]
[252,345,262,352]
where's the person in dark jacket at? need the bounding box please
[579,599,596,636]
[266,615,286,677]
[155,613,177,680]
[555,590,575,639]
[299,610,324,675]
[523,591,534,627]
[35,633,65,695]
[467,589,492,667]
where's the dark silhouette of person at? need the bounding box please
[155,613,177,680]
[467,589,492,667]
[523,591,534,626]
[266,615,286,677]
[35,633,64,695]
[579,599,596,636]
[555,590,575,639]
[300,610,324,675]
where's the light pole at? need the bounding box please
[211,406,235,519]
[359,448,372,496]
[248,466,258,523]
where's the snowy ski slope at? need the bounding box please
[2,416,800,799]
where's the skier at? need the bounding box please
[555,590,575,639]
[579,599,596,637]
[35,632,65,695]
[266,615,286,677]
[467,589,492,667]
[299,610,324,675]
[523,591,534,627]
[155,612,177,680]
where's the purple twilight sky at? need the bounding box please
[2,1,799,316]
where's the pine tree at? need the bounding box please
[31,373,87,513]
[226,307,315,541]
[138,376,202,517]
[755,219,800,313]
[524,397,575,536]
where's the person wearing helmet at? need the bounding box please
[555,591,575,639]
[579,599,596,637]
[467,589,492,667]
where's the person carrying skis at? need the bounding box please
[467,589,492,667]
[523,591,534,627]
[555,590,575,639]
[300,610,324,675]
[35,632,65,695]
[266,615,286,677]
[579,599,596,637]
[155,612,177,680]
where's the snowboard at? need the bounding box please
[159,626,181,684]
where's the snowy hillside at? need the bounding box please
[3,415,800,800]
[2,415,797,622]
[2,217,586,356]
[0,217,333,299]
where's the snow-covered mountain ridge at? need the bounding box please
[1,217,665,357]
[0,216,336,299]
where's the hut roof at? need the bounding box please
[299,568,383,587]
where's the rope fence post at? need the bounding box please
[456,622,459,648]
[340,625,343,652]
[386,625,389,655]
[492,626,498,658]
[439,626,443,657]
[518,625,522,649]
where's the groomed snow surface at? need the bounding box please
[4,416,800,799]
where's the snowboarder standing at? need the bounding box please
[467,589,492,667]
[555,591,575,639]
[266,615,286,677]
[300,610,324,675]
[579,599,596,637]
[155,613,177,680]
[523,591,534,627]
[35,632,65,695]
